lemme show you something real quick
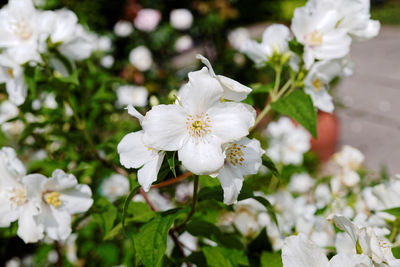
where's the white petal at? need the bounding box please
[208,102,255,143]
[40,204,72,241]
[237,137,264,175]
[44,170,78,192]
[118,131,157,169]
[142,104,188,151]
[178,136,224,175]
[138,152,165,192]
[60,184,93,214]
[304,87,334,113]
[261,24,290,53]
[217,165,243,205]
[127,105,144,123]
[328,253,372,267]
[241,40,268,65]
[217,75,252,102]
[328,215,359,246]
[22,174,47,203]
[6,74,27,106]
[196,54,217,77]
[282,234,329,267]
[17,203,44,243]
[0,196,18,226]
[179,67,223,114]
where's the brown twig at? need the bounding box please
[150,172,192,189]
[54,241,63,267]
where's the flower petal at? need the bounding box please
[127,105,144,123]
[178,136,224,175]
[179,67,223,114]
[118,131,157,169]
[142,104,188,151]
[60,184,93,214]
[328,253,372,267]
[208,102,255,143]
[217,165,243,205]
[234,137,264,176]
[40,204,72,241]
[17,203,44,243]
[138,152,165,192]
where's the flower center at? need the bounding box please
[45,191,62,208]
[186,113,211,138]
[226,143,246,166]
[9,187,27,206]
[7,68,14,78]
[307,30,323,46]
[312,78,324,91]
[13,20,32,40]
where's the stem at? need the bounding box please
[275,79,293,100]
[250,104,271,132]
[54,241,63,267]
[271,66,282,101]
[150,172,192,189]
[139,188,158,212]
[173,175,199,231]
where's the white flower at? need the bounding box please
[307,0,380,41]
[304,58,352,113]
[113,20,133,37]
[96,36,112,52]
[100,55,114,68]
[118,106,165,191]
[215,137,263,204]
[174,35,193,52]
[241,24,291,66]
[0,0,53,64]
[134,9,161,32]
[266,117,310,165]
[228,27,250,50]
[170,9,193,30]
[196,54,252,102]
[231,198,267,238]
[116,85,148,107]
[22,169,93,241]
[0,53,27,106]
[100,174,130,202]
[0,147,44,243]
[142,67,256,175]
[0,100,18,123]
[288,173,315,194]
[133,189,174,211]
[175,181,193,203]
[332,145,364,187]
[282,233,373,267]
[129,46,153,71]
[291,6,352,69]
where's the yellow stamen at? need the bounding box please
[7,68,14,78]
[46,192,62,208]
[308,30,323,46]
[186,112,211,138]
[226,143,246,166]
[312,78,324,91]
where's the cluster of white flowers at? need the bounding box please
[118,55,264,204]
[0,147,93,243]
[0,0,101,106]
[241,0,379,113]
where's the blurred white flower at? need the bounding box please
[291,6,352,69]
[22,169,93,241]
[113,20,133,37]
[170,9,193,30]
[0,100,18,123]
[43,93,58,109]
[266,117,310,165]
[241,24,291,66]
[133,189,174,211]
[332,145,364,187]
[175,181,193,203]
[64,233,78,264]
[100,174,130,202]
[0,147,44,243]
[196,54,252,102]
[134,9,161,32]
[142,67,255,175]
[1,120,24,137]
[228,27,250,50]
[96,36,112,51]
[304,58,352,113]
[174,35,193,52]
[149,95,159,107]
[214,137,264,204]
[288,173,315,194]
[129,46,153,71]
[118,106,165,191]
[100,55,114,68]
[116,85,148,107]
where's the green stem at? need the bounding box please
[271,66,282,101]
[250,104,271,132]
[275,79,293,100]
[174,175,199,231]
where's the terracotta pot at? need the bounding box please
[310,111,340,162]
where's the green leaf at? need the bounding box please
[260,252,283,267]
[288,38,304,55]
[392,247,400,259]
[382,207,400,217]
[251,83,274,93]
[203,246,249,267]
[166,151,177,178]
[122,185,141,232]
[134,213,179,267]
[271,89,317,138]
[92,198,118,238]
[262,155,280,178]
[198,186,223,202]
